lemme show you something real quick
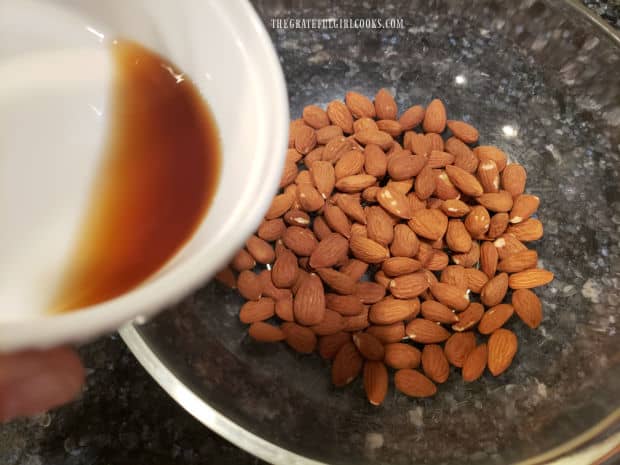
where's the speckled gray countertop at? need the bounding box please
[1,1,619,465]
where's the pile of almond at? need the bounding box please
[216,89,554,405]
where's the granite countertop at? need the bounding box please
[1,2,619,465]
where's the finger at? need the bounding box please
[0,347,85,422]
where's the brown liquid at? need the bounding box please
[49,39,220,313]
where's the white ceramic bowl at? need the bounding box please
[0,0,288,351]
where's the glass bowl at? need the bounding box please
[121,0,620,463]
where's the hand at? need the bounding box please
[0,347,85,422]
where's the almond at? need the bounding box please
[478,303,514,334]
[215,267,236,289]
[389,272,429,299]
[434,170,461,200]
[286,148,303,164]
[364,144,388,178]
[509,268,554,289]
[474,146,508,172]
[426,133,444,151]
[464,268,489,293]
[364,206,394,246]
[315,268,355,295]
[422,99,447,133]
[445,137,478,173]
[477,190,514,213]
[327,100,354,134]
[282,321,317,353]
[302,104,330,129]
[283,209,310,227]
[464,205,491,239]
[332,342,363,386]
[440,199,470,217]
[237,270,263,300]
[342,307,370,332]
[350,222,368,238]
[275,294,294,321]
[408,208,448,241]
[506,218,544,241]
[362,185,381,203]
[258,218,287,241]
[421,344,450,383]
[388,177,414,195]
[387,152,426,180]
[487,328,518,376]
[334,194,366,224]
[440,265,468,289]
[307,233,347,270]
[462,343,488,382]
[311,309,346,336]
[303,148,324,169]
[248,322,285,342]
[390,224,420,257]
[339,258,369,281]
[480,272,509,306]
[239,297,275,323]
[231,248,256,272]
[324,136,357,164]
[509,194,540,224]
[271,247,299,288]
[415,165,437,200]
[374,88,398,120]
[354,129,393,150]
[394,369,437,397]
[452,302,484,332]
[295,169,313,185]
[279,159,298,188]
[353,332,385,361]
[426,250,449,271]
[282,226,318,256]
[354,117,379,133]
[312,216,332,241]
[366,322,405,343]
[477,159,500,193]
[345,91,376,118]
[493,234,528,259]
[326,293,365,316]
[349,235,390,263]
[309,160,336,198]
[430,283,469,311]
[297,183,325,212]
[384,343,421,369]
[376,119,403,137]
[376,186,412,219]
[445,219,472,253]
[318,332,351,359]
[259,270,293,301]
[420,300,458,324]
[246,235,275,264]
[488,212,510,239]
[355,281,386,304]
[334,150,365,179]
[444,332,476,367]
[428,150,455,168]
[363,361,389,406]
[497,250,538,273]
[447,120,479,144]
[501,163,527,197]
[382,257,423,277]
[293,273,325,325]
[445,165,484,197]
[408,132,431,156]
[512,288,543,328]
[335,174,377,193]
[398,105,425,130]
[405,318,451,343]
[451,241,480,268]
[289,119,307,148]
[370,296,419,324]
[323,204,352,238]
[294,125,317,154]
[316,125,344,145]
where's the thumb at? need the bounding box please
[0,347,85,422]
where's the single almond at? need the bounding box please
[415,165,437,200]
[312,216,332,241]
[258,218,286,241]
[474,146,508,172]
[477,159,500,193]
[363,361,389,406]
[508,268,554,289]
[309,160,336,198]
[497,249,538,273]
[308,233,348,269]
[275,294,294,321]
[445,165,484,197]
[271,247,299,288]
[293,273,325,325]
[335,194,366,224]
[369,296,419,324]
[354,129,393,150]
[440,265,468,289]
[349,235,390,264]
[462,343,488,382]
[231,248,256,272]
[389,272,429,299]
[451,241,480,268]
[362,185,381,203]
[335,174,377,193]
[480,272,509,307]
[239,297,275,323]
[445,219,472,253]
[376,186,412,219]
[387,152,426,180]
[283,209,311,227]
[365,205,395,246]
[426,250,449,271]
[327,100,354,134]
[434,170,461,200]
[464,268,489,293]
[487,328,518,376]
[405,318,451,343]
[382,257,423,277]
[440,199,470,217]
[345,91,376,118]
[478,303,514,335]
[428,150,455,168]
[246,235,275,264]
[282,322,317,353]
[354,117,379,133]
[282,226,318,256]
[334,149,365,179]
[366,322,405,343]
[374,88,398,120]
[323,204,352,238]
[342,307,370,332]
[501,163,527,197]
[477,190,514,213]
[430,282,469,311]
[316,125,344,145]
[325,293,364,317]
[339,258,369,281]
[493,234,528,259]
[332,341,363,386]
[421,344,450,383]
[215,267,236,289]
[353,332,385,361]
[408,208,448,241]
[316,268,356,295]
[390,224,420,258]
[364,144,388,178]
[297,183,325,212]
[237,270,263,300]
[394,369,437,397]
[420,300,458,324]
[452,302,484,332]
[423,99,447,133]
[488,212,510,239]
[384,343,421,369]
[376,119,403,137]
[512,288,543,328]
[318,331,351,359]
[279,159,298,188]
[310,309,346,336]
[248,322,285,343]
[447,120,479,144]
[506,218,544,241]
[302,104,330,129]
[388,177,414,195]
[464,205,491,239]
[398,105,425,130]
[445,137,479,173]
[509,194,540,224]
[355,281,386,304]
[444,332,476,368]
[294,124,317,155]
